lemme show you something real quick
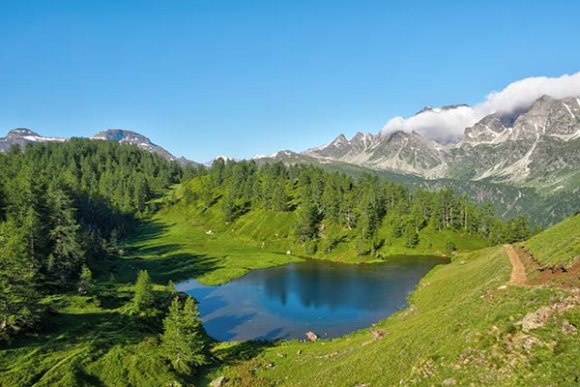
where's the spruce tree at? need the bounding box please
[133,270,154,312]
[46,185,84,284]
[404,223,419,248]
[77,264,93,295]
[0,220,38,341]
[161,297,206,374]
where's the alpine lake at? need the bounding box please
[176,256,448,341]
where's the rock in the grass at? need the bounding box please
[209,376,226,387]
[306,331,318,342]
[442,378,457,385]
[371,328,386,339]
[521,306,550,332]
[562,319,577,334]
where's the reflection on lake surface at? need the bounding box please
[176,256,448,341]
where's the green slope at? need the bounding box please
[164,179,491,264]
[200,232,580,385]
[259,152,580,227]
[2,200,578,386]
[523,213,580,267]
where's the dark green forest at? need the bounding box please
[183,158,532,255]
[0,139,194,341]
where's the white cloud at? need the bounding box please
[381,71,580,143]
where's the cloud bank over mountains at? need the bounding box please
[381,71,580,143]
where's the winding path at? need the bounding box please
[504,244,527,285]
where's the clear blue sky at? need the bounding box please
[1,0,579,161]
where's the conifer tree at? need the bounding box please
[133,270,154,312]
[404,223,419,248]
[0,220,38,340]
[46,185,84,283]
[161,297,206,374]
[77,264,93,295]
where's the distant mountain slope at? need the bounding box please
[0,127,199,166]
[92,129,176,161]
[449,96,580,190]
[0,128,66,151]
[260,95,580,226]
[301,95,580,191]
[305,131,447,178]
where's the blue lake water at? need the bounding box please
[176,256,448,341]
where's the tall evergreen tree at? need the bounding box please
[161,297,206,374]
[46,185,84,284]
[0,220,38,340]
[133,270,154,312]
[404,223,419,248]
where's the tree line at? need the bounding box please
[183,159,532,255]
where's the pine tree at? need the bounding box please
[77,264,93,295]
[404,223,419,248]
[46,185,84,284]
[0,220,38,341]
[133,270,154,312]
[295,202,319,242]
[161,297,206,374]
[272,180,288,212]
[222,188,238,223]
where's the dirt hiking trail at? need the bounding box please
[504,244,527,285]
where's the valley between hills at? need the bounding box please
[0,138,578,386]
[3,2,580,386]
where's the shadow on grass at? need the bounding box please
[3,308,158,387]
[118,218,226,285]
[7,309,145,352]
[215,340,274,364]
[126,252,224,284]
[124,219,173,245]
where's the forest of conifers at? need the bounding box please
[185,158,532,254]
[0,140,188,340]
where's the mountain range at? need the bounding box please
[0,128,197,166]
[261,95,579,193]
[1,95,578,226]
[254,95,580,225]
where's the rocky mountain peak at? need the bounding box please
[92,129,176,160]
[462,114,509,145]
[0,128,198,164]
[297,95,579,184]
[0,128,66,152]
[7,128,41,137]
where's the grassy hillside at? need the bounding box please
[0,263,185,386]
[201,245,580,386]
[2,211,579,386]
[166,177,491,263]
[523,214,580,267]
[126,215,300,286]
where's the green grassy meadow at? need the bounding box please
[1,202,578,386]
[523,214,580,267]
[200,246,580,386]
